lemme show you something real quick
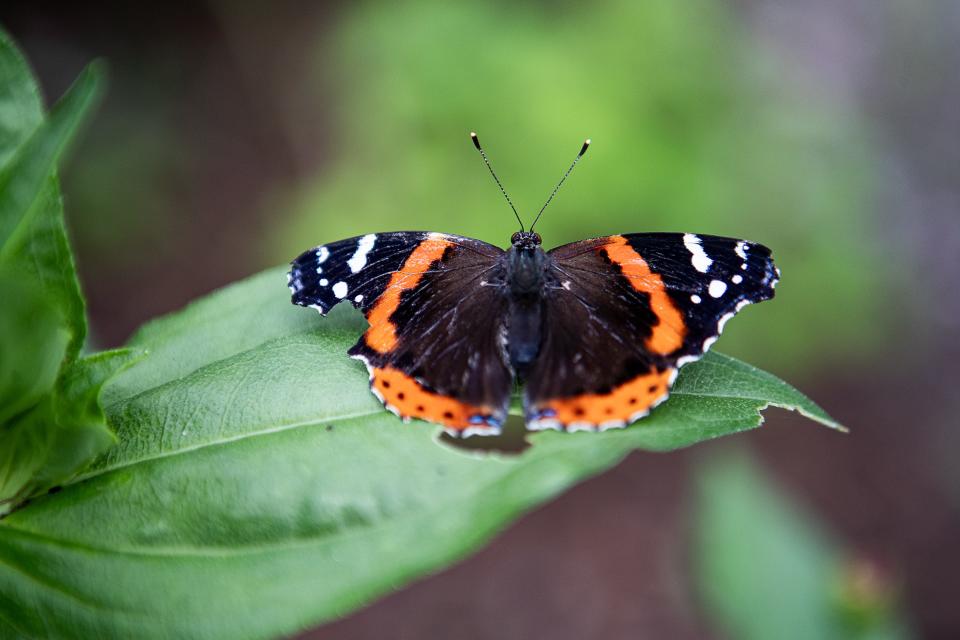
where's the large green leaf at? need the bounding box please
[0,266,841,639]
[0,29,102,360]
[694,453,913,640]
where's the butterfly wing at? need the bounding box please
[524,232,778,431]
[290,232,513,436]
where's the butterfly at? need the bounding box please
[288,134,778,437]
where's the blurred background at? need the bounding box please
[2,0,957,637]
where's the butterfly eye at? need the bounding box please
[511,232,523,244]
[533,233,542,245]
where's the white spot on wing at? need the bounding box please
[354,294,364,303]
[731,274,743,284]
[691,294,702,304]
[347,234,377,273]
[708,280,727,298]
[316,246,329,263]
[332,281,348,298]
[683,233,713,273]
[319,278,328,286]
[735,241,749,260]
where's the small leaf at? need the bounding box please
[0,348,139,515]
[32,348,141,492]
[694,453,913,640]
[0,29,103,359]
[0,266,842,639]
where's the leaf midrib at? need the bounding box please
[76,408,381,484]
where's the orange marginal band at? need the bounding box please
[602,235,686,354]
[372,366,497,430]
[534,367,675,426]
[364,236,452,354]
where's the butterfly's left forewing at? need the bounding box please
[290,232,513,435]
[524,232,778,431]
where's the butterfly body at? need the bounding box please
[289,229,778,437]
[503,232,549,372]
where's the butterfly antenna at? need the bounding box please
[529,138,590,232]
[470,132,524,231]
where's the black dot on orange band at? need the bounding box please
[648,384,658,393]
[442,411,454,419]
[605,407,613,415]
[629,397,638,405]
[416,405,425,412]
[382,380,391,388]
[397,392,405,400]
[574,407,585,416]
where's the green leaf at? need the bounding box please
[0,271,68,425]
[0,29,43,166]
[694,453,914,640]
[0,266,841,639]
[0,348,138,515]
[33,349,140,492]
[0,34,119,515]
[0,270,70,508]
[0,29,103,359]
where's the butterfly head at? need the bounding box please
[511,231,542,249]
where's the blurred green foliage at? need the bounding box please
[695,452,913,640]
[271,0,883,373]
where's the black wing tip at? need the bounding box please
[288,251,332,313]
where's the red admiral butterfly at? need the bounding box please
[289,134,779,437]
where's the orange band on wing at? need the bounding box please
[364,236,452,353]
[372,366,498,430]
[532,367,675,426]
[603,235,686,354]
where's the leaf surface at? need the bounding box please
[0,266,842,639]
